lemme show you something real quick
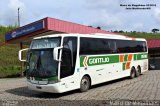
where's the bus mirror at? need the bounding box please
[53,46,63,61]
[19,48,29,62]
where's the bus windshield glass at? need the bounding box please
[26,37,61,78]
[30,37,61,49]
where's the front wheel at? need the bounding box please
[80,76,90,92]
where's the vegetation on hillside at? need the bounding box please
[118,32,160,39]
[0,26,21,78]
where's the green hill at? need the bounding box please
[0,26,21,78]
[0,26,160,78]
[118,32,160,39]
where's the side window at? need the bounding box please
[60,37,77,78]
[96,39,111,54]
[117,40,133,53]
[142,42,147,52]
[80,38,147,54]
[116,40,147,53]
[80,38,112,55]
[117,40,126,53]
[108,40,117,53]
[135,42,140,52]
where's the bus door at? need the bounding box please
[59,37,79,91]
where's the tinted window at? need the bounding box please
[116,40,147,53]
[80,37,147,55]
[80,38,115,55]
[108,40,117,53]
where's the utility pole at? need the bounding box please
[18,7,23,76]
[18,8,20,27]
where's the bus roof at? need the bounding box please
[34,33,146,41]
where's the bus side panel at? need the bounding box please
[79,63,130,86]
[131,59,148,73]
[79,64,113,86]
[79,66,101,85]
[113,62,130,79]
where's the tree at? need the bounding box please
[152,28,159,33]
[88,26,92,27]
[114,30,118,33]
[133,31,136,33]
[97,26,101,29]
[118,30,124,33]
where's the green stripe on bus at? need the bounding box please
[134,53,148,60]
[80,55,119,67]
[124,55,128,62]
[80,56,85,67]
[134,54,137,60]
[80,53,148,67]
[123,63,126,70]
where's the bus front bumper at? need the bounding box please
[27,81,62,93]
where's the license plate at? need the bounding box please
[30,80,48,85]
[38,81,48,85]
[30,80,38,84]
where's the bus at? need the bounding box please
[19,33,148,93]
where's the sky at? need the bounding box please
[0,0,160,32]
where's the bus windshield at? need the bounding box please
[26,37,61,78]
[30,37,61,49]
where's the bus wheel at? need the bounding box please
[130,67,136,79]
[80,76,90,92]
[136,66,141,77]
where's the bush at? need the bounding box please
[0,66,21,78]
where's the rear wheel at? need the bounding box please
[136,66,141,76]
[80,76,90,92]
[130,67,136,79]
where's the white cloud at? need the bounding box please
[153,8,160,22]
[88,11,123,30]
[8,0,25,11]
[0,0,159,32]
[84,0,122,14]
[83,0,124,31]
[0,0,27,26]
[133,23,144,29]
[133,23,144,31]
[83,0,159,32]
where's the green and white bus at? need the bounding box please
[19,33,148,93]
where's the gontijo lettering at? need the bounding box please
[89,57,109,64]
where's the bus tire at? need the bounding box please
[80,76,90,92]
[137,66,141,76]
[130,67,136,79]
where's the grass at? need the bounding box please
[0,26,16,42]
[0,26,22,78]
[118,32,160,39]
[0,66,21,78]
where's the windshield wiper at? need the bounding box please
[34,55,40,70]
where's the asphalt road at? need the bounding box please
[0,70,160,106]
